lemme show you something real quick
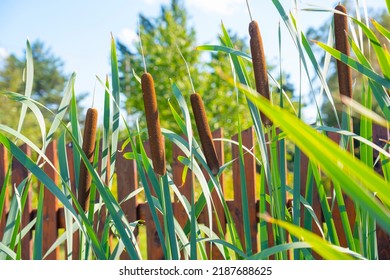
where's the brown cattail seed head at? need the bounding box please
[141,72,166,176]
[334,4,353,99]
[78,107,98,211]
[249,20,272,126]
[190,93,220,176]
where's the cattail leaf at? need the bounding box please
[110,35,121,185]
[371,19,390,41]
[57,132,74,259]
[0,165,10,231]
[0,133,108,259]
[273,0,333,125]
[349,34,371,68]
[285,186,324,238]
[386,0,390,14]
[68,128,141,259]
[350,17,390,79]
[46,72,76,144]
[380,152,390,182]
[0,242,17,260]
[168,99,187,134]
[162,174,179,260]
[166,129,241,257]
[369,79,390,120]
[4,91,46,150]
[171,82,193,155]
[133,134,167,258]
[196,45,252,61]
[70,87,81,190]
[101,76,111,186]
[248,242,315,260]
[33,185,44,260]
[185,237,247,259]
[240,84,390,235]
[341,95,389,127]
[314,126,390,159]
[0,177,28,260]
[263,215,358,260]
[316,41,390,89]
[17,39,33,135]
[0,123,52,171]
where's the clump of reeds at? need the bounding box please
[190,92,219,176]
[334,4,353,99]
[78,107,98,211]
[249,20,272,126]
[141,72,166,176]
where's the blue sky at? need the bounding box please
[0,0,387,122]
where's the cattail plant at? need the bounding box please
[249,19,272,126]
[190,92,220,176]
[78,107,98,211]
[141,72,166,176]
[334,4,353,99]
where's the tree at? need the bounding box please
[119,0,198,132]
[0,40,69,110]
[118,0,296,140]
[0,40,85,144]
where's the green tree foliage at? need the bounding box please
[0,40,84,144]
[0,40,67,110]
[118,0,198,132]
[118,0,296,141]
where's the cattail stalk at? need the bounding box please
[190,92,219,176]
[141,72,166,176]
[249,20,272,126]
[78,107,98,211]
[334,4,353,99]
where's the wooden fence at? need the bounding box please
[0,125,389,260]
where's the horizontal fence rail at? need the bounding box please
[0,125,389,259]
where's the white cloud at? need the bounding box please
[187,0,243,15]
[118,28,139,47]
[0,47,8,60]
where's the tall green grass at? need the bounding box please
[0,1,389,260]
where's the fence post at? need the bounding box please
[0,145,8,240]
[232,127,258,255]
[12,144,32,260]
[372,124,390,259]
[93,140,110,242]
[42,140,59,259]
[143,140,164,260]
[200,128,225,259]
[66,142,79,259]
[116,141,138,259]
[172,135,193,228]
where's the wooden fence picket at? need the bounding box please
[143,140,164,260]
[12,144,32,260]
[232,127,258,255]
[65,142,79,259]
[116,141,138,260]
[0,145,8,240]
[172,135,194,229]
[42,141,59,259]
